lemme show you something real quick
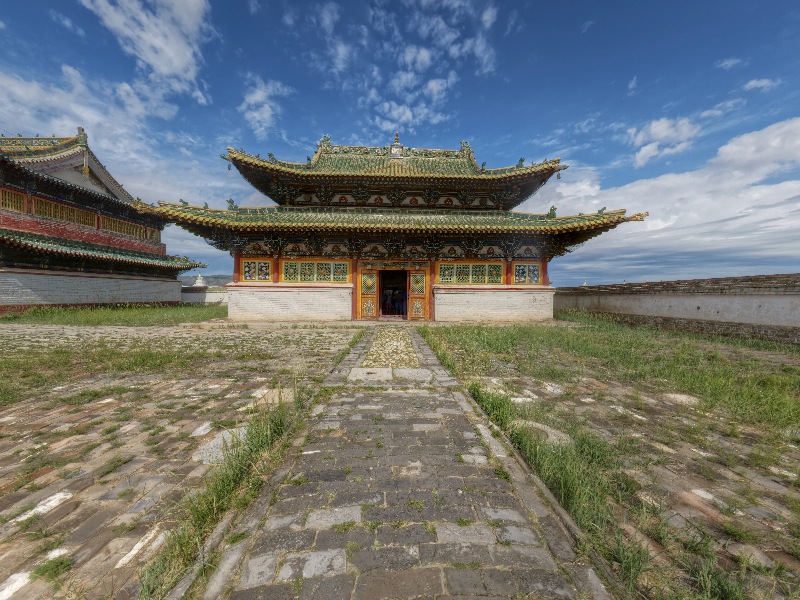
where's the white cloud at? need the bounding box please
[627,75,637,95]
[699,98,746,119]
[400,45,433,72]
[282,10,297,27]
[714,57,745,70]
[743,78,782,92]
[49,10,86,37]
[448,32,495,75]
[627,117,700,167]
[481,6,497,29]
[238,76,294,140]
[504,10,519,36]
[248,0,260,14]
[519,118,800,284]
[388,70,420,94]
[316,2,341,35]
[0,19,6,30]
[581,20,594,34]
[424,71,458,103]
[79,0,215,105]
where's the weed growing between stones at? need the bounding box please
[137,384,309,600]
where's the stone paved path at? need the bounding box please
[206,328,614,599]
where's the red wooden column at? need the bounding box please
[505,260,513,285]
[541,259,550,285]
[232,251,242,283]
[351,258,358,320]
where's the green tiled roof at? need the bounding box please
[226,140,564,180]
[148,202,647,235]
[0,228,205,271]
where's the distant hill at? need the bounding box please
[179,274,232,288]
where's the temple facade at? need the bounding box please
[0,128,202,311]
[148,135,646,321]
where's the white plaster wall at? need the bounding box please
[180,289,228,304]
[0,269,181,305]
[555,292,800,327]
[227,285,353,321]
[434,287,555,322]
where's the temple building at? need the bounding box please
[147,134,646,321]
[0,128,202,311]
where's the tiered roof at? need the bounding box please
[224,135,566,210]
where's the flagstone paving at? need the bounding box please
[0,324,359,599]
[202,328,615,599]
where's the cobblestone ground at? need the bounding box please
[204,328,613,600]
[0,324,358,599]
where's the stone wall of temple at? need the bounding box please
[554,274,800,344]
[0,268,181,311]
[227,285,353,320]
[433,286,555,322]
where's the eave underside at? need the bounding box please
[0,228,204,276]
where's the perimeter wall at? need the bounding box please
[0,268,181,311]
[554,274,800,344]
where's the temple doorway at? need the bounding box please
[379,270,407,318]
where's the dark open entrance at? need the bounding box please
[379,270,408,318]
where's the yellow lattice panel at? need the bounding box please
[0,188,25,213]
[33,197,95,227]
[100,216,146,239]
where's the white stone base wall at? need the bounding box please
[0,268,181,307]
[434,286,555,322]
[227,284,353,321]
[180,289,228,304]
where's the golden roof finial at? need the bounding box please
[394,131,399,144]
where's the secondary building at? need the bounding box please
[0,128,202,311]
[146,134,646,321]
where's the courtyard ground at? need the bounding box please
[0,307,797,599]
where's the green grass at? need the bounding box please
[31,555,73,583]
[0,303,227,326]
[137,386,308,600]
[419,315,800,429]
[417,317,800,596]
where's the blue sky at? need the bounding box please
[1,1,798,286]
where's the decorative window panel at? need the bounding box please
[300,262,315,281]
[471,264,486,283]
[243,261,257,281]
[361,273,377,295]
[316,262,332,281]
[410,273,426,295]
[514,264,540,284]
[438,264,454,283]
[282,261,348,282]
[411,299,424,317]
[0,188,25,213]
[283,262,299,281]
[257,261,271,281]
[487,264,503,284]
[455,264,471,284]
[332,263,348,282]
[441,262,504,284]
[35,198,96,228]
